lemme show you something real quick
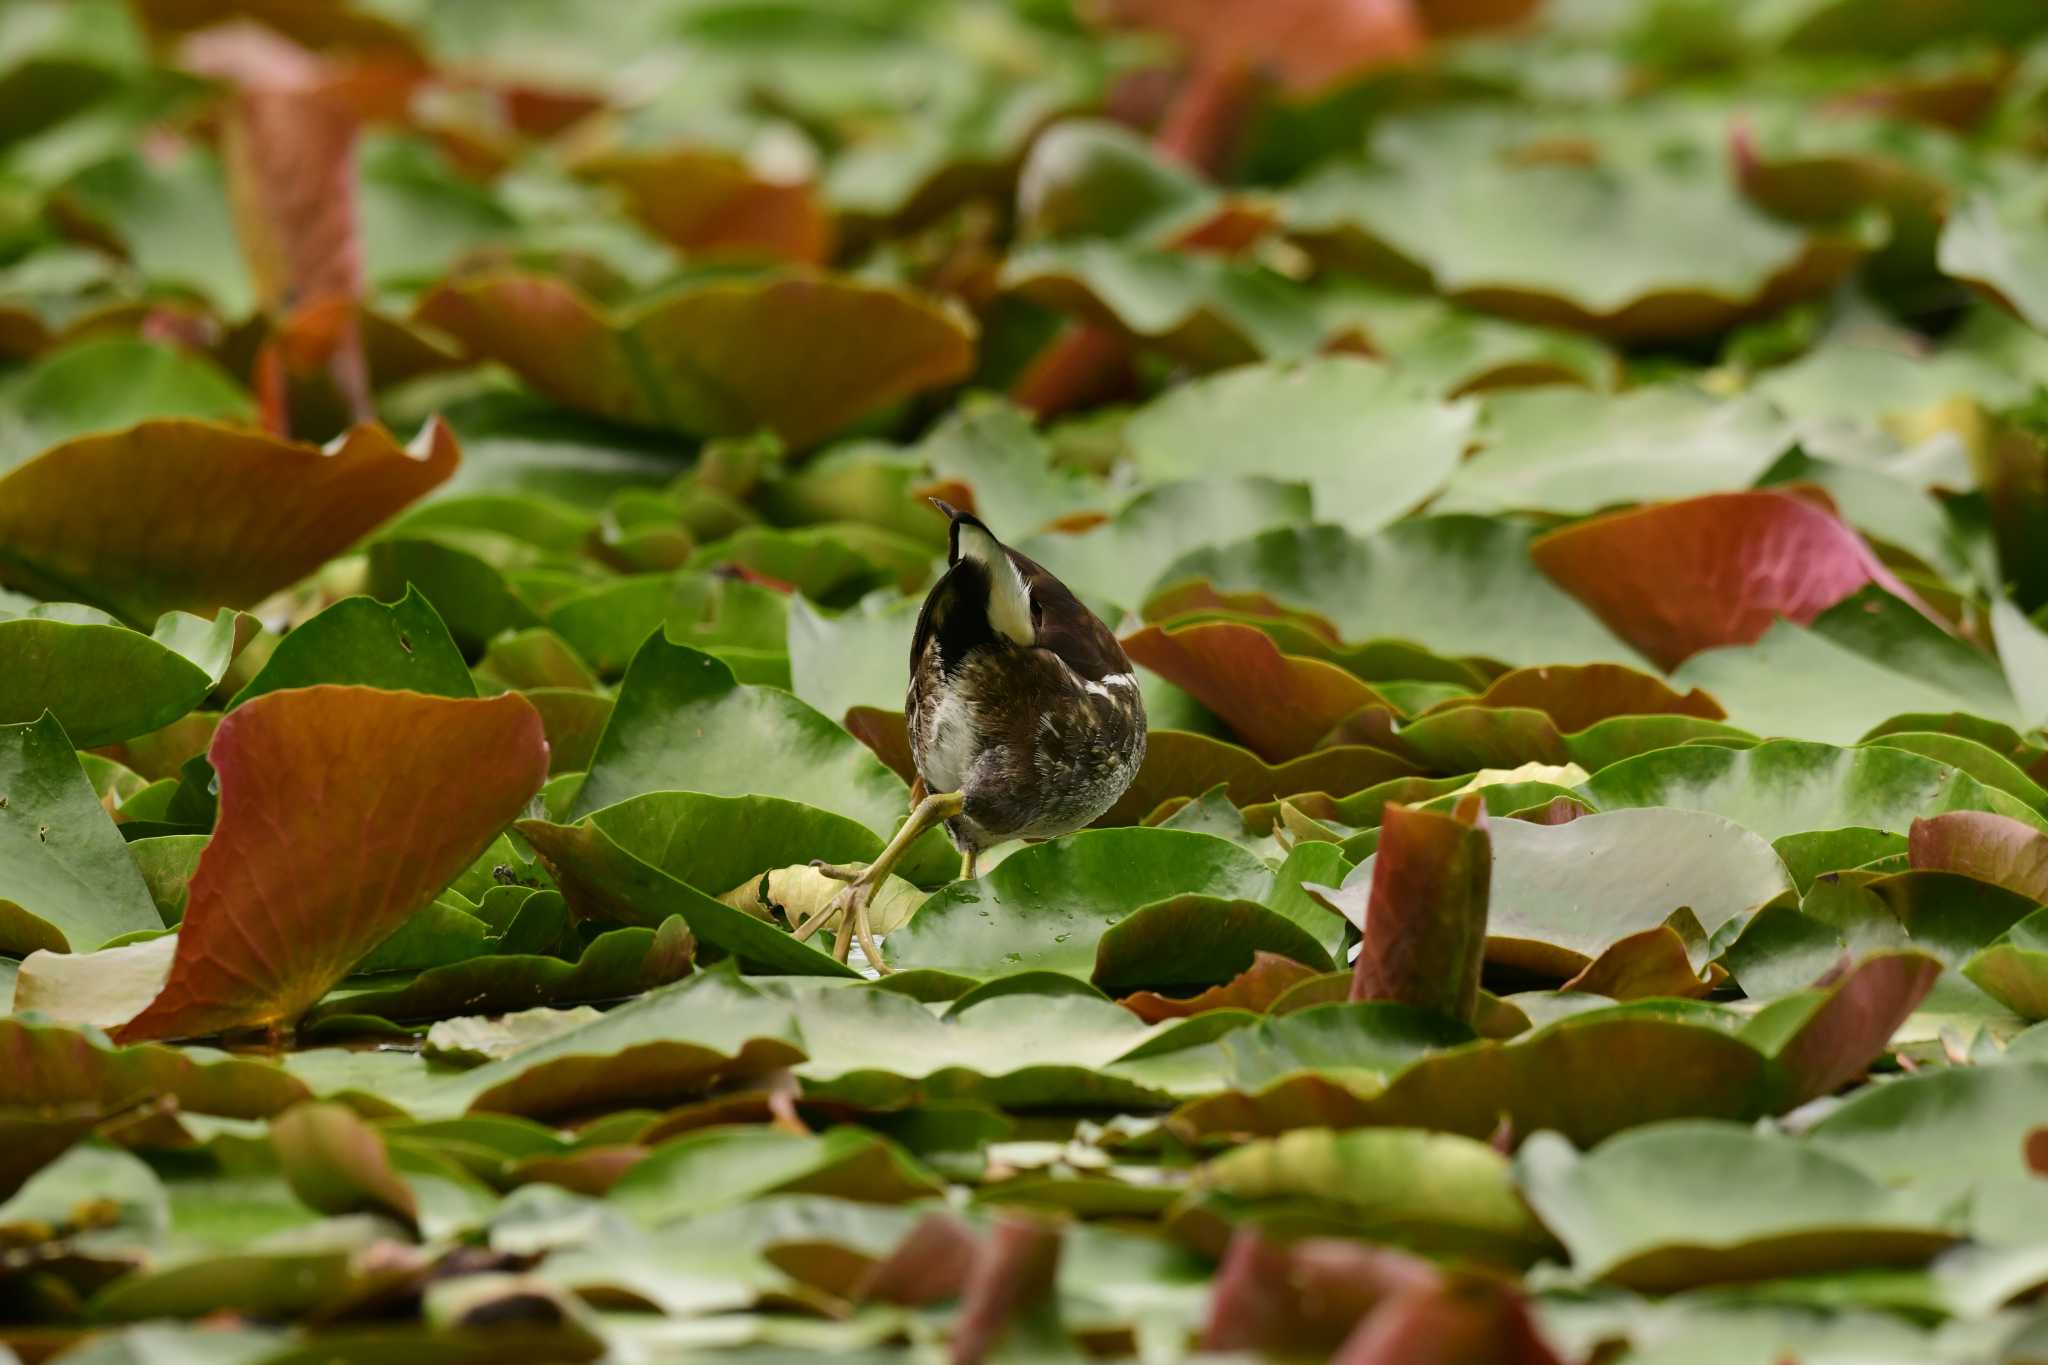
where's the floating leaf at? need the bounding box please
[1530,491,1933,671]
[569,634,950,881]
[0,417,458,623]
[0,602,237,747]
[1153,520,1645,669]
[1193,1127,1557,1267]
[1439,386,1793,516]
[117,687,548,1042]
[1101,730,1417,827]
[1124,358,1475,534]
[1018,477,1313,612]
[0,713,162,954]
[1330,809,1789,979]
[887,827,1277,979]
[416,271,975,449]
[1289,110,1872,341]
[1581,739,2047,842]
[1344,795,1490,1022]
[227,588,473,707]
[1123,620,1411,762]
[1515,1122,1956,1292]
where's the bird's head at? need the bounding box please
[931,498,1037,647]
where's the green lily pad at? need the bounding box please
[569,633,951,880]
[1515,1122,1956,1292]
[0,712,162,954]
[1288,108,1871,341]
[1191,1126,1559,1267]
[1017,478,1313,613]
[1331,808,1793,977]
[1003,242,1326,368]
[1580,739,2047,841]
[227,589,473,709]
[517,811,862,979]
[1092,895,1336,996]
[1437,385,1793,516]
[1152,519,1645,668]
[886,827,1277,979]
[1123,357,1475,535]
[0,602,237,747]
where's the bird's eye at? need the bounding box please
[1030,597,1043,623]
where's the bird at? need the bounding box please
[802,498,1147,970]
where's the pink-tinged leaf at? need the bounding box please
[1559,924,1711,1001]
[416,272,976,450]
[1119,951,1322,1022]
[949,1213,1067,1365]
[1089,0,1426,97]
[1530,491,1937,671]
[1202,1230,1440,1355]
[117,687,549,1042]
[1770,951,1941,1106]
[271,1101,419,1225]
[1432,663,1726,730]
[1909,811,2048,902]
[0,418,459,624]
[1335,1274,1567,1365]
[1122,620,1403,761]
[855,1212,982,1307]
[1346,793,1491,1023]
[576,148,834,265]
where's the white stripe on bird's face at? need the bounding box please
[954,519,1035,646]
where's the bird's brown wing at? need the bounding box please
[1008,548,1131,682]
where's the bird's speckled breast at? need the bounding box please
[908,642,1146,852]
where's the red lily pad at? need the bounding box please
[1344,795,1490,1023]
[1119,951,1323,1023]
[1908,811,2048,901]
[575,147,833,265]
[1091,0,1425,98]
[1101,729,1420,827]
[416,271,975,450]
[0,417,458,623]
[1123,620,1406,761]
[1530,490,1937,671]
[117,686,549,1042]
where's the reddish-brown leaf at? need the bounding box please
[1431,663,1726,730]
[1530,491,1937,671]
[1336,1274,1566,1365]
[1771,951,1941,1106]
[1100,729,1418,827]
[0,418,458,623]
[577,148,834,265]
[1344,793,1491,1022]
[2026,1126,2048,1176]
[1909,811,2048,902]
[117,687,549,1042]
[1089,0,1426,97]
[1122,620,1402,761]
[1559,925,1710,1001]
[949,1213,1066,1365]
[844,706,918,786]
[416,271,975,450]
[855,1211,982,1307]
[1202,1230,1440,1355]
[1119,951,1322,1022]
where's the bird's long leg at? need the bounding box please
[962,847,978,881]
[802,790,966,970]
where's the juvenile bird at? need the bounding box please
[807,499,1147,969]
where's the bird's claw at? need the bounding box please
[809,859,865,883]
